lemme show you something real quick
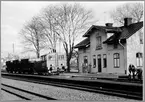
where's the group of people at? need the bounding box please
[82,63,91,73]
[128,64,142,80]
[48,64,66,74]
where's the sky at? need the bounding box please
[1,1,143,58]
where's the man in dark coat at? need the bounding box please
[49,64,53,73]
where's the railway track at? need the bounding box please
[2,73,143,100]
[1,83,56,101]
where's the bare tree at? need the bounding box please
[20,16,45,58]
[42,3,94,72]
[110,3,143,45]
[40,6,59,53]
[110,3,143,25]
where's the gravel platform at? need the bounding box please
[1,78,137,101]
[1,90,23,101]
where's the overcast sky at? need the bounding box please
[1,1,143,58]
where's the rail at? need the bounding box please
[2,73,143,100]
[1,83,56,100]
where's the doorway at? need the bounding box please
[97,54,101,72]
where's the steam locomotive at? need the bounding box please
[6,58,48,75]
[5,52,67,75]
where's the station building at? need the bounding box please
[75,18,143,75]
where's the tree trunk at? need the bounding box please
[36,51,40,58]
[77,56,79,73]
[66,58,70,72]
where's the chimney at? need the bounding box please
[105,23,113,27]
[124,18,132,26]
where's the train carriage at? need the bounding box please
[19,59,32,74]
[13,60,20,73]
[6,61,13,73]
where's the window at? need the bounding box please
[93,55,96,68]
[139,31,143,44]
[96,36,102,50]
[103,54,107,68]
[84,56,88,64]
[136,53,143,67]
[140,39,143,44]
[114,53,120,68]
[96,36,102,46]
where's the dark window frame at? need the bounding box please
[113,53,120,68]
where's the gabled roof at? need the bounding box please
[74,38,90,48]
[75,21,143,48]
[103,21,143,44]
[83,25,122,37]
[119,21,143,39]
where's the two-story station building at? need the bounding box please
[75,18,143,75]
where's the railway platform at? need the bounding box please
[55,72,142,84]
[59,72,126,79]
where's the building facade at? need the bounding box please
[41,52,66,70]
[75,18,143,75]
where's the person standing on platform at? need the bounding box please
[61,64,65,72]
[49,64,53,73]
